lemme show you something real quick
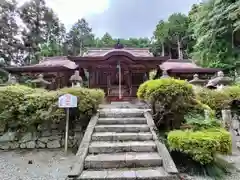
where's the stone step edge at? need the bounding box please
[89,140,156,147]
[94,124,150,132]
[85,152,162,162]
[91,132,153,141]
[79,167,176,180]
[94,124,149,127]
[97,119,147,125]
[98,117,147,120]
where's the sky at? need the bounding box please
[18,0,202,38]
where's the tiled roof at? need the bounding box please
[160,59,199,70]
[159,59,219,73]
[83,48,153,57]
[37,56,78,69]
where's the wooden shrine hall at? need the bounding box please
[4,45,219,100]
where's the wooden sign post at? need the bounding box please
[58,94,77,153]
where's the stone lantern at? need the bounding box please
[31,74,51,88]
[160,70,170,79]
[189,74,207,86]
[7,74,17,85]
[70,70,83,87]
[206,71,233,90]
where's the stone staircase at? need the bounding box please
[68,105,178,180]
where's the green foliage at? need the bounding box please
[138,78,194,129]
[153,13,189,58]
[149,70,157,80]
[144,78,194,108]
[137,80,152,100]
[196,87,229,112]
[61,87,105,117]
[0,85,104,131]
[189,0,240,69]
[184,113,221,131]
[168,128,231,165]
[152,0,240,70]
[195,86,240,113]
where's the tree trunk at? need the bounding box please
[161,42,165,56]
[177,38,183,59]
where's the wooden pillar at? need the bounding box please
[129,71,132,96]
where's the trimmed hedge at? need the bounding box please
[196,85,240,111]
[137,78,195,129]
[167,128,232,165]
[0,84,104,131]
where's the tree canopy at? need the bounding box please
[153,0,240,71]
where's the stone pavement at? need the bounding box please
[68,102,179,179]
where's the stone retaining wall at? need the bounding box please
[0,121,84,150]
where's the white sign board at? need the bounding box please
[58,94,77,108]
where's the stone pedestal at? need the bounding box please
[222,109,239,154]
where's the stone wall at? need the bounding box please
[0,121,84,150]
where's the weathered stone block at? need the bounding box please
[41,131,52,137]
[0,132,16,143]
[47,140,61,148]
[38,137,50,143]
[10,142,19,149]
[51,130,63,136]
[36,141,46,148]
[20,143,26,149]
[51,123,59,130]
[0,142,10,150]
[0,123,6,132]
[25,141,36,149]
[20,132,38,143]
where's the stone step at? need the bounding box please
[84,152,162,169]
[92,132,153,141]
[98,117,147,125]
[79,167,176,180]
[89,141,156,153]
[99,109,144,118]
[94,124,149,133]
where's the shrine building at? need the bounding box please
[4,45,219,101]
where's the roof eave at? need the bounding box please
[4,66,78,73]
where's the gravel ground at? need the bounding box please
[1,149,240,180]
[0,149,75,180]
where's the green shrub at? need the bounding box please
[18,91,65,129]
[145,78,194,107]
[224,85,240,101]
[0,85,44,127]
[195,86,240,116]
[137,80,152,100]
[138,78,195,129]
[184,113,221,131]
[196,87,230,112]
[0,85,104,131]
[167,128,231,165]
[60,87,105,117]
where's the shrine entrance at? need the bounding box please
[92,58,148,101]
[67,48,167,101]
[108,62,131,99]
